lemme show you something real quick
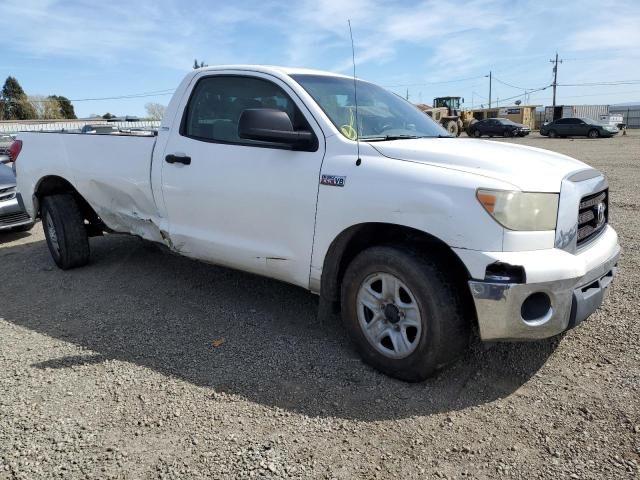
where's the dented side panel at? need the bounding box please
[69,135,168,243]
[17,132,170,245]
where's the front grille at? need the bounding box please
[577,189,608,246]
[0,186,16,202]
[0,211,30,226]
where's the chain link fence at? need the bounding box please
[610,106,640,129]
[0,119,161,133]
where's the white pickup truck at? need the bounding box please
[15,66,620,381]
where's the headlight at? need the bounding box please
[476,189,559,231]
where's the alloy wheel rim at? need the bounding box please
[356,272,422,359]
[45,212,60,254]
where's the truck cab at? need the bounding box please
[14,66,620,381]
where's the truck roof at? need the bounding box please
[194,65,352,79]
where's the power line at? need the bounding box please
[7,89,176,104]
[493,84,552,106]
[533,89,640,100]
[381,75,486,88]
[492,76,535,91]
[69,89,175,102]
[557,80,640,87]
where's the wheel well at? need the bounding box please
[35,176,102,233]
[320,223,475,317]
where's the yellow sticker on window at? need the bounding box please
[340,108,358,140]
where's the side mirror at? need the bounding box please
[238,109,316,151]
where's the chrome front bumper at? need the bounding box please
[469,245,620,341]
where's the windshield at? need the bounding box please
[434,97,461,109]
[581,117,601,125]
[496,118,518,125]
[290,74,449,140]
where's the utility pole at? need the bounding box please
[406,88,409,101]
[550,52,563,106]
[486,71,492,108]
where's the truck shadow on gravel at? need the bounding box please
[1,235,561,421]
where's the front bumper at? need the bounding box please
[464,226,620,341]
[0,192,33,231]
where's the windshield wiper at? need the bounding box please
[361,134,426,142]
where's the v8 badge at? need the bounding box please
[320,175,346,187]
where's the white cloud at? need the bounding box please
[2,0,640,108]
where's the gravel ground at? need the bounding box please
[1,131,639,479]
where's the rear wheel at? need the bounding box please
[588,129,600,138]
[341,246,469,381]
[42,194,90,270]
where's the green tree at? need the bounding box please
[144,102,166,120]
[49,95,76,119]
[193,59,207,69]
[28,95,62,119]
[1,76,37,120]
[102,112,115,119]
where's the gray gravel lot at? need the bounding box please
[1,132,639,479]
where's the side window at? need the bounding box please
[555,118,569,125]
[183,75,308,145]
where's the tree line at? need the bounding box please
[0,76,76,120]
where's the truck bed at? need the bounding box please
[17,132,166,242]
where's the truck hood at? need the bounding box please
[370,138,591,192]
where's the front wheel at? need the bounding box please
[341,246,469,381]
[504,129,512,137]
[445,120,459,136]
[588,129,600,138]
[42,194,90,270]
[473,129,481,138]
[548,129,558,138]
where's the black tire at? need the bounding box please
[340,245,469,382]
[588,129,600,139]
[548,129,557,138]
[445,120,459,136]
[41,194,90,270]
[473,129,481,138]
[504,129,512,137]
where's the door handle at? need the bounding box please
[165,154,191,165]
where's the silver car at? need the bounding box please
[0,163,34,232]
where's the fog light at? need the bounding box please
[521,292,551,322]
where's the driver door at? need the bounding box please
[160,72,326,287]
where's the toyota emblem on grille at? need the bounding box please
[597,202,606,225]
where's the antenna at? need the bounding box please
[348,20,361,166]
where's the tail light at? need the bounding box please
[9,140,22,163]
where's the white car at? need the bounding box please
[14,66,620,381]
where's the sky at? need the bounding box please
[2,0,640,118]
